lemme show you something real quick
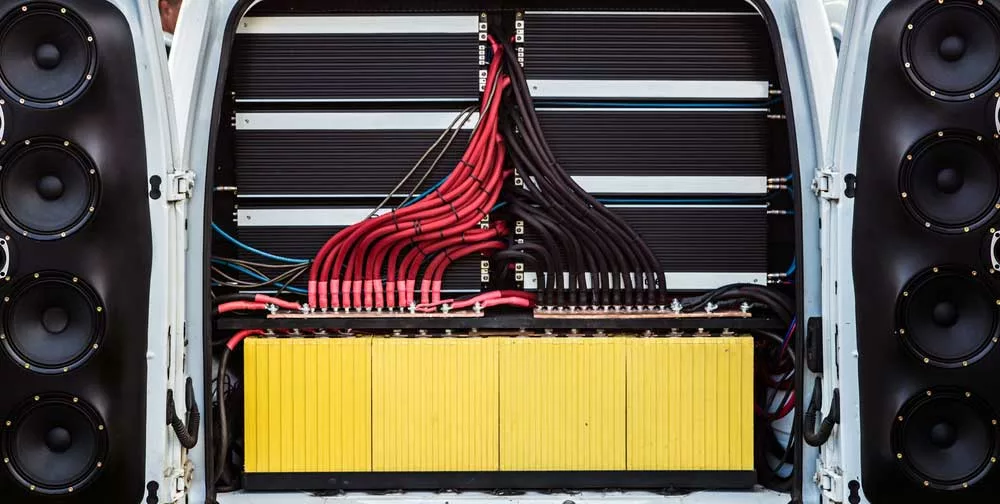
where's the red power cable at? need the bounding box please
[309,47,509,310]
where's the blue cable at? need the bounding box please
[211,223,309,264]
[401,177,447,208]
[211,259,308,294]
[785,258,797,277]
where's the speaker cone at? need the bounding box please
[0,138,99,240]
[0,4,96,107]
[900,130,1000,233]
[897,266,999,367]
[893,389,999,490]
[1,394,106,494]
[0,272,104,373]
[902,1,1000,100]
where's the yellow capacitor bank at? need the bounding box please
[243,335,755,491]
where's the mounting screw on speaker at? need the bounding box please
[896,265,1000,367]
[0,137,100,240]
[0,3,98,108]
[0,271,105,374]
[901,0,1000,101]
[892,388,1000,491]
[899,129,1000,233]
[0,393,109,495]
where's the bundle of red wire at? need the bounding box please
[305,37,525,313]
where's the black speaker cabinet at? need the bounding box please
[0,1,151,502]
[855,0,1000,502]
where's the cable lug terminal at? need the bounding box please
[705,302,719,314]
[300,303,311,314]
[670,298,683,313]
[740,302,752,313]
[441,304,452,314]
[408,303,417,314]
[265,303,278,315]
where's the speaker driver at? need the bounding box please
[899,130,1000,233]
[897,266,999,367]
[902,0,1000,100]
[0,4,96,107]
[0,272,104,373]
[893,389,999,490]
[0,138,99,240]
[1,394,106,494]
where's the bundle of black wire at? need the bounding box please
[686,283,798,492]
[494,38,666,308]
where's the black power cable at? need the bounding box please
[495,37,665,307]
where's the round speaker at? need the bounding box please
[897,266,999,367]
[0,4,96,107]
[1,394,106,494]
[902,0,1000,100]
[893,389,999,490]
[900,130,1000,233]
[0,138,99,240]
[0,272,104,373]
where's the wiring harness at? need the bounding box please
[492,36,667,309]
[296,38,520,313]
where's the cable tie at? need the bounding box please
[469,172,483,182]
[475,207,488,218]
[448,201,459,219]
[460,160,476,169]
[390,209,401,231]
[412,220,423,235]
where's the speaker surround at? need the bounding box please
[0,0,153,501]
[899,130,1000,233]
[0,272,104,374]
[896,266,1000,367]
[892,389,999,490]
[0,138,98,240]
[0,3,96,108]
[1,393,106,495]
[855,0,1000,501]
[902,0,1000,100]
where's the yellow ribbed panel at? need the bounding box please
[372,337,499,471]
[499,337,626,471]
[243,337,372,473]
[626,336,754,471]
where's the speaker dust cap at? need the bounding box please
[0,272,104,373]
[1,393,107,495]
[0,3,96,108]
[893,389,999,490]
[0,138,99,240]
[900,130,1000,233]
[902,0,1000,100]
[897,266,1000,368]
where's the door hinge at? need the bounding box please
[166,170,195,202]
[812,166,840,201]
[816,463,845,503]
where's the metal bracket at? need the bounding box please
[812,165,840,201]
[816,463,845,503]
[0,237,8,279]
[166,170,195,202]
